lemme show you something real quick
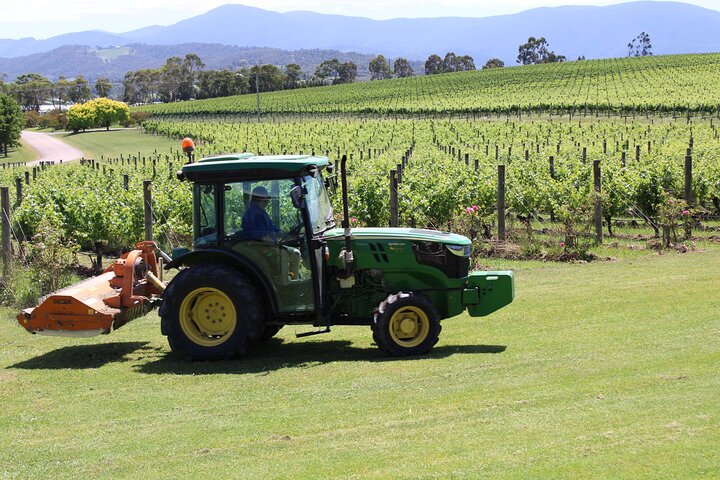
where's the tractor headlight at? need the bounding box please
[447,244,471,257]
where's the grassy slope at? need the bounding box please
[1,250,718,479]
[136,53,720,117]
[1,138,39,164]
[58,128,181,160]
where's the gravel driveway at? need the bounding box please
[21,131,84,165]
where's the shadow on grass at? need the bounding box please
[9,342,153,370]
[135,339,507,376]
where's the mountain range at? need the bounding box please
[1,1,719,82]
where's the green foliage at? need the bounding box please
[94,77,113,98]
[483,58,505,69]
[655,192,688,246]
[137,53,720,117]
[66,102,94,132]
[1,217,80,307]
[38,109,67,130]
[424,54,443,75]
[368,55,391,80]
[392,58,414,77]
[136,115,720,242]
[517,37,566,65]
[196,70,246,99]
[68,75,91,104]
[315,58,342,82]
[337,61,358,84]
[93,98,130,130]
[12,73,53,112]
[13,160,191,253]
[0,94,24,156]
[424,52,475,75]
[314,59,357,84]
[23,110,40,128]
[443,52,475,72]
[66,98,130,132]
[22,217,80,294]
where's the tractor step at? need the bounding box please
[296,326,331,338]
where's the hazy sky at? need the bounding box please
[2,0,719,39]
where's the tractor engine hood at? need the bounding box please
[323,227,471,247]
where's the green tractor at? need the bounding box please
[18,151,514,360]
[161,152,514,359]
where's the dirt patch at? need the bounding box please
[0,372,17,382]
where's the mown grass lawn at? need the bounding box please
[1,140,38,164]
[1,248,718,479]
[58,128,180,160]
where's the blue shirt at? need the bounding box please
[241,202,280,241]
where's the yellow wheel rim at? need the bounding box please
[388,306,430,348]
[179,288,237,347]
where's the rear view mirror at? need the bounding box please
[324,174,338,195]
[290,185,306,210]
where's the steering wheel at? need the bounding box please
[279,223,303,246]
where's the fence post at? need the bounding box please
[549,156,556,223]
[2,187,10,277]
[684,150,693,240]
[498,164,506,242]
[593,160,603,245]
[143,180,153,241]
[15,178,22,206]
[124,174,129,192]
[389,170,399,227]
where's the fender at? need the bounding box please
[165,248,279,315]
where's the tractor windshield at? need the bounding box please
[303,174,334,234]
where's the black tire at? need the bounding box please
[372,292,441,357]
[258,325,283,343]
[159,264,265,360]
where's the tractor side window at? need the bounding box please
[224,180,302,241]
[303,174,335,234]
[194,184,218,246]
[223,183,247,238]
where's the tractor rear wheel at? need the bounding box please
[160,264,265,360]
[258,325,283,342]
[372,292,441,357]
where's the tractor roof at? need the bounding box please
[180,154,330,182]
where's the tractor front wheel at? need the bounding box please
[372,292,441,356]
[160,264,265,360]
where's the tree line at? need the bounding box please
[0,73,112,112]
[0,32,654,115]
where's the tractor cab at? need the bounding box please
[172,153,336,321]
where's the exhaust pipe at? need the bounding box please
[339,154,354,277]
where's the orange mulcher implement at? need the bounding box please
[17,241,164,337]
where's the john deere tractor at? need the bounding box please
[19,151,514,359]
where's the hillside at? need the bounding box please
[1,1,719,78]
[137,53,720,117]
[0,44,387,82]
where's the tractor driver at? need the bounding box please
[241,186,281,242]
[241,186,301,281]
